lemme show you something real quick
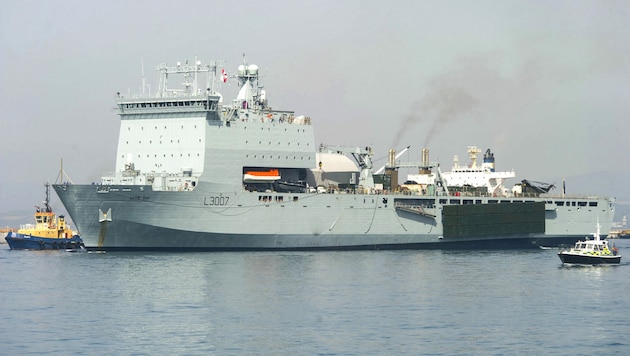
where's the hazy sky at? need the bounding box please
[2,0,630,225]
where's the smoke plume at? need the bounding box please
[392,85,477,147]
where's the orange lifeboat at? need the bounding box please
[243,169,281,183]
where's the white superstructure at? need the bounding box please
[406,146,515,196]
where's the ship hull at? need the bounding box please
[53,183,615,251]
[5,232,84,250]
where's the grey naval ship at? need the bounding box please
[53,58,615,251]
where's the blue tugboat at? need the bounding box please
[4,183,84,250]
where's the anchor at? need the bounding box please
[98,208,112,248]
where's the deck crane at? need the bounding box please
[318,144,376,191]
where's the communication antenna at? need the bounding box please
[141,59,151,96]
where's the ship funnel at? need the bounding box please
[385,148,398,192]
[388,149,396,167]
[422,148,429,166]
[419,148,431,174]
[483,149,495,172]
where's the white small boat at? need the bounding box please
[558,222,621,265]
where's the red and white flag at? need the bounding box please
[221,69,228,83]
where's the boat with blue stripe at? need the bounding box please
[5,183,83,251]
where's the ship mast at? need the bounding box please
[155,59,224,98]
[43,182,52,213]
[468,146,481,169]
[55,158,73,184]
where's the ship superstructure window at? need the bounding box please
[556,201,565,206]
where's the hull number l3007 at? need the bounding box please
[204,196,230,206]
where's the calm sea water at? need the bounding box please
[1,240,629,355]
